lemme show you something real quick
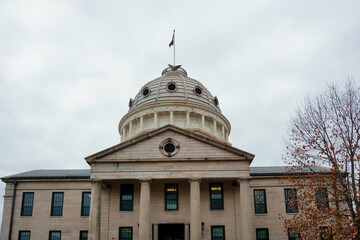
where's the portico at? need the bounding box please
[88,176,254,240]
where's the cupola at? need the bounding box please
[119,65,231,142]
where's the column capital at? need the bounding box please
[139,178,152,184]
[91,178,103,185]
[237,177,251,183]
[188,177,202,183]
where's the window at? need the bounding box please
[166,82,177,92]
[142,87,150,97]
[51,192,64,216]
[159,138,180,157]
[254,189,267,214]
[194,87,202,95]
[210,183,224,210]
[120,184,134,211]
[164,143,176,154]
[79,231,88,240]
[211,226,225,240]
[119,227,132,240]
[256,228,269,240]
[288,229,300,240]
[284,189,298,213]
[81,192,91,216]
[21,192,34,216]
[18,231,30,240]
[165,184,178,210]
[316,188,329,210]
[49,231,61,240]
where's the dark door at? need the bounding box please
[158,224,184,240]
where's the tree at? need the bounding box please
[283,80,360,240]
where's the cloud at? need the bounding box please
[0,0,360,226]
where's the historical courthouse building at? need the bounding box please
[1,65,301,240]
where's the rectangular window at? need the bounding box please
[165,184,178,210]
[316,188,329,210]
[119,227,132,240]
[284,188,298,213]
[256,228,269,240]
[21,192,34,216]
[120,184,134,211]
[254,189,267,214]
[18,231,31,240]
[288,229,300,240]
[81,192,91,216]
[49,231,61,240]
[211,226,225,240]
[210,183,224,210]
[51,192,64,216]
[79,231,88,240]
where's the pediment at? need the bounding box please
[85,125,254,164]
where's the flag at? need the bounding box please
[169,30,175,47]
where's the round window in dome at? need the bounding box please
[142,88,150,97]
[167,83,177,92]
[159,138,180,157]
[194,87,202,95]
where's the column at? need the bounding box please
[170,111,174,125]
[89,180,102,240]
[238,178,254,240]
[222,126,225,140]
[201,115,205,131]
[154,112,158,128]
[139,179,152,240]
[122,127,126,141]
[140,116,144,131]
[128,121,133,138]
[186,112,190,128]
[185,224,190,240]
[153,224,159,240]
[213,119,217,135]
[189,178,201,240]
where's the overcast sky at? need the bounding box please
[0,0,359,226]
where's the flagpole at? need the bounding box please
[173,29,175,66]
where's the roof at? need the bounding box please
[128,67,221,113]
[1,169,90,181]
[1,166,332,181]
[249,166,332,176]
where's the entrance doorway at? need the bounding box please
[158,224,184,240]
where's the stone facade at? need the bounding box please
[1,168,299,240]
[1,66,300,240]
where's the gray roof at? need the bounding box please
[1,166,332,181]
[250,166,331,176]
[2,169,90,181]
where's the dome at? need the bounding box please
[128,66,221,113]
[119,65,231,142]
